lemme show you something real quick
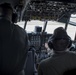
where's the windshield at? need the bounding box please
[17,19,76,40]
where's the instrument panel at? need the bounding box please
[28,32,52,51]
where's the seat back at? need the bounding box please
[63,68,76,75]
[25,51,34,75]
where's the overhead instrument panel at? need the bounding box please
[45,0,76,3]
[31,0,76,3]
[22,0,76,21]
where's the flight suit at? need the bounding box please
[38,51,76,75]
[0,18,28,75]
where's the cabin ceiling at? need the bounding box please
[21,0,76,22]
[0,0,19,7]
[0,0,26,9]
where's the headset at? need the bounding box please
[48,35,72,50]
[0,3,18,23]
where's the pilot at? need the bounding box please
[0,3,29,75]
[38,27,76,75]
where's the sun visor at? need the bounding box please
[57,13,71,24]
